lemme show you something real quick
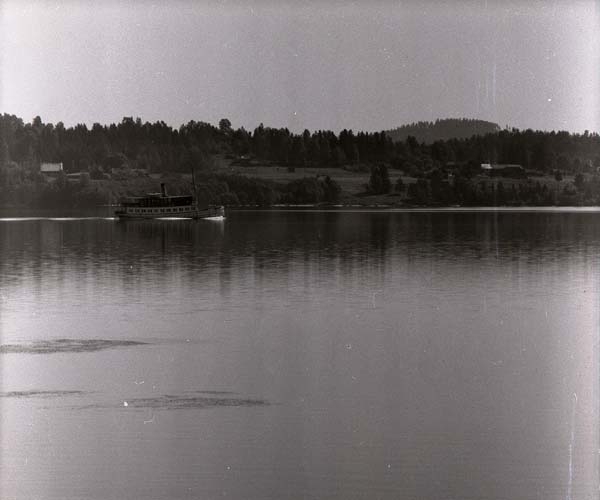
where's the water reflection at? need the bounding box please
[0,211,598,500]
[1,211,599,344]
[3,212,600,283]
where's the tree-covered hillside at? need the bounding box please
[1,114,598,176]
[1,113,600,208]
[386,118,501,144]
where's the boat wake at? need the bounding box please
[119,394,268,410]
[0,217,116,222]
[0,338,148,354]
[71,392,269,411]
[0,390,86,398]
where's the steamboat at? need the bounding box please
[114,183,224,220]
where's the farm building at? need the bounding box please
[481,163,526,178]
[40,162,63,178]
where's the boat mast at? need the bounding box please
[190,165,199,216]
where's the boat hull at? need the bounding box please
[115,205,224,220]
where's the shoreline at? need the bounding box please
[3,205,600,219]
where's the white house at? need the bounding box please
[40,162,63,177]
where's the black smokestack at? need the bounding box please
[160,183,167,197]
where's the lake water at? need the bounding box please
[0,210,598,500]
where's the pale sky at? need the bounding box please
[1,0,599,133]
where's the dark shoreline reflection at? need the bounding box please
[1,212,599,281]
[3,211,600,264]
[2,211,600,324]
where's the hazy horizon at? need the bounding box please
[1,1,599,134]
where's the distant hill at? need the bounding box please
[386,118,501,144]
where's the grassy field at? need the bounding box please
[217,164,405,195]
[97,163,578,208]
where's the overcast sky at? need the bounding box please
[1,0,598,133]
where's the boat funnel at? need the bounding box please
[160,183,167,197]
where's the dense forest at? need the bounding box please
[1,113,600,208]
[386,118,501,144]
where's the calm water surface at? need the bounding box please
[0,210,598,500]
